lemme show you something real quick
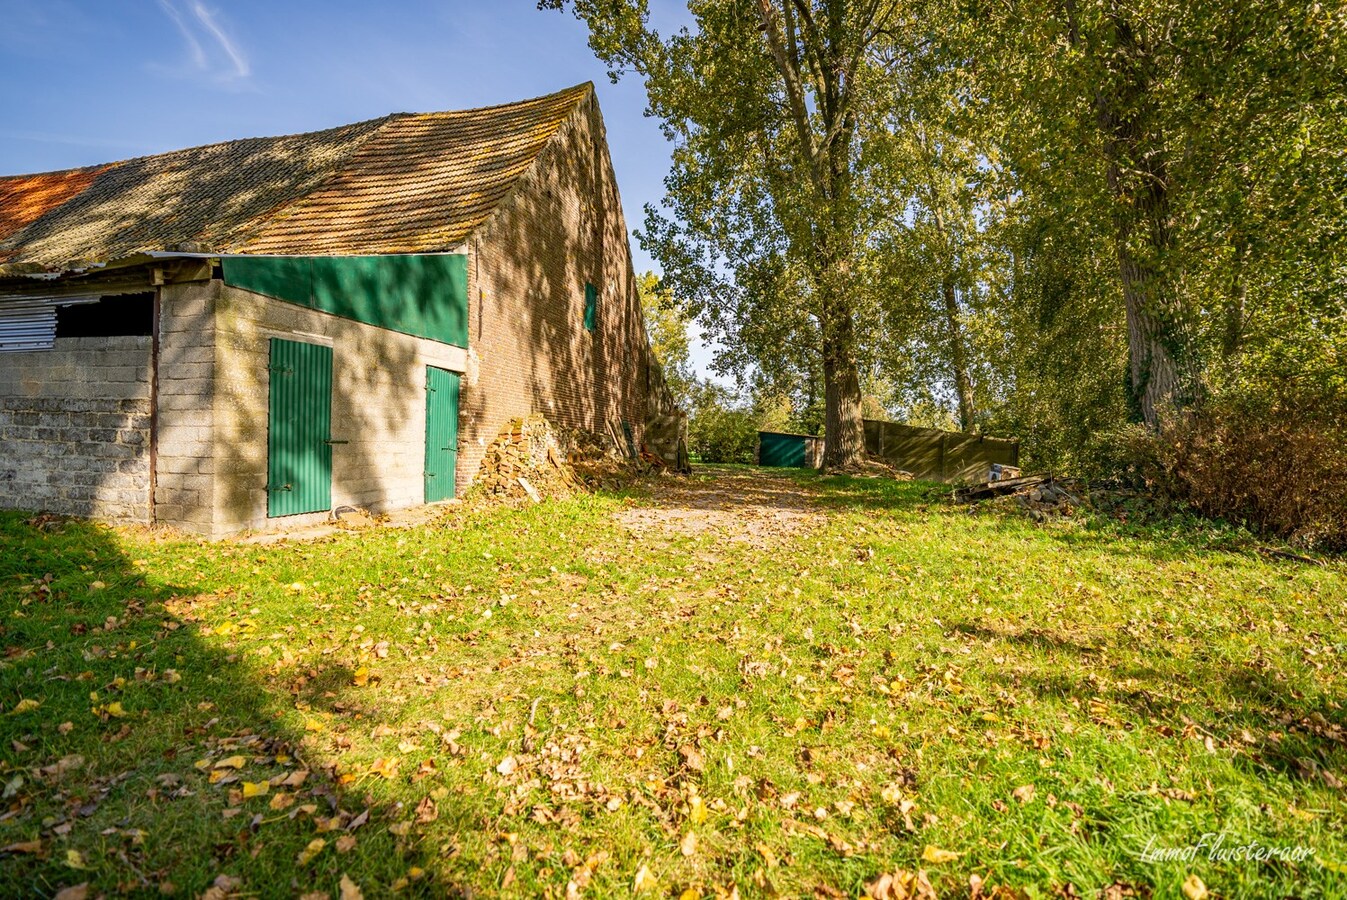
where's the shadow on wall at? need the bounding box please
[458,94,656,478]
[202,277,434,532]
[0,513,453,895]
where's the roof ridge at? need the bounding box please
[0,115,404,183]
[230,83,594,255]
[0,85,594,183]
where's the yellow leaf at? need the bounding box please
[633,864,659,893]
[104,701,126,718]
[297,838,326,865]
[65,849,86,869]
[339,874,363,900]
[10,698,40,715]
[1181,875,1208,900]
[679,890,701,900]
[370,757,399,779]
[688,796,708,825]
[215,755,247,769]
[241,781,269,798]
[921,845,960,864]
[352,667,370,687]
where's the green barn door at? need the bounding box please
[267,339,333,517]
[424,366,460,502]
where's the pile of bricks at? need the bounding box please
[474,414,661,503]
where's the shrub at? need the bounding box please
[1115,401,1347,551]
[689,402,759,463]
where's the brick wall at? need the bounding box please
[461,92,658,489]
[0,336,152,522]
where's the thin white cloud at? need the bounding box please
[189,1,250,79]
[155,0,249,82]
[157,0,206,68]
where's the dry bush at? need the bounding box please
[1117,402,1347,550]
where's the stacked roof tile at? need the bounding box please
[0,83,591,275]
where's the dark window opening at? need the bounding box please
[56,293,153,338]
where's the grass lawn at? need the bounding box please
[1,466,1343,899]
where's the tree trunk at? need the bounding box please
[1094,11,1202,427]
[820,289,866,470]
[1068,0,1204,427]
[941,276,977,431]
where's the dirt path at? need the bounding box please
[614,466,825,548]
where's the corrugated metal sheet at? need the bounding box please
[424,366,460,502]
[0,296,97,352]
[267,338,332,517]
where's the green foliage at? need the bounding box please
[637,270,695,409]
[686,381,760,463]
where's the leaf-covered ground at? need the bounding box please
[0,466,1343,899]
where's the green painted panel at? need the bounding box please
[223,254,469,348]
[267,339,332,517]
[583,282,597,331]
[424,366,460,503]
[758,431,807,468]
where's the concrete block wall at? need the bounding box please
[206,283,466,536]
[156,281,218,533]
[0,336,153,522]
[461,92,657,489]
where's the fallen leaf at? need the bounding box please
[867,869,937,900]
[369,757,399,779]
[335,835,357,853]
[215,756,247,770]
[921,845,960,864]
[352,667,370,687]
[241,781,269,798]
[496,755,518,776]
[54,884,89,900]
[415,796,438,824]
[65,849,86,869]
[633,864,659,893]
[339,875,363,900]
[9,698,40,715]
[1,840,43,854]
[1181,875,1208,900]
[1012,784,1036,804]
[297,838,326,865]
[680,832,698,856]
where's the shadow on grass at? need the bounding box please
[0,512,450,898]
[958,617,1347,789]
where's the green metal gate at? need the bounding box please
[267,339,333,517]
[424,366,460,502]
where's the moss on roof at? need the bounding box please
[0,83,592,274]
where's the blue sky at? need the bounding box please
[0,0,723,377]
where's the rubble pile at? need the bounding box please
[956,473,1162,523]
[474,414,664,504]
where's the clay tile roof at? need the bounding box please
[0,83,592,274]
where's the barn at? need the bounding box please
[0,83,680,536]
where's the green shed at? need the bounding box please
[757,431,823,468]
